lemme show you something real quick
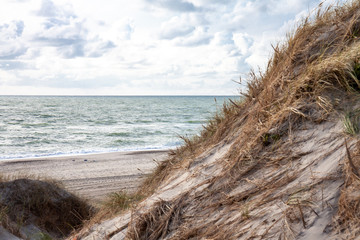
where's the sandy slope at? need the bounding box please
[0,150,168,203]
[76,118,349,239]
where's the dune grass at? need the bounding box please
[0,174,94,239]
[125,1,360,239]
[137,0,360,200]
[102,191,144,214]
[344,110,360,136]
[63,1,360,239]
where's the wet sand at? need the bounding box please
[0,150,169,203]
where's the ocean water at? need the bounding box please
[0,96,236,160]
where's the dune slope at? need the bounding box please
[77,1,360,239]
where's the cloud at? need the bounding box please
[43,17,70,30]
[38,37,115,59]
[58,43,84,58]
[159,16,195,39]
[34,19,87,58]
[85,40,116,58]
[233,33,253,55]
[32,0,87,58]
[0,0,333,95]
[267,0,315,15]
[34,37,82,47]
[0,45,27,60]
[0,61,27,70]
[33,0,87,58]
[33,0,116,59]
[37,0,57,17]
[0,20,24,41]
[190,0,232,4]
[145,0,199,12]
[0,20,27,60]
[213,31,234,46]
[108,20,134,41]
[189,0,235,7]
[212,31,243,57]
[37,0,75,18]
[35,0,86,45]
[42,76,121,89]
[176,27,212,46]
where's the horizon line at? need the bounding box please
[0,94,239,97]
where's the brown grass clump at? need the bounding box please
[0,178,94,239]
[127,195,188,240]
[334,140,360,239]
[124,1,360,239]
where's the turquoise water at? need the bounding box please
[0,96,236,160]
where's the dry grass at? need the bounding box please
[343,109,360,135]
[102,191,144,214]
[123,1,360,239]
[334,140,360,239]
[136,153,178,197]
[0,175,94,239]
[127,194,188,240]
[137,0,360,197]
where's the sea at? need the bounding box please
[0,96,236,160]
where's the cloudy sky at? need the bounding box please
[0,0,343,95]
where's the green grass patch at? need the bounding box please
[344,110,360,136]
[354,62,360,79]
[34,232,53,240]
[103,191,144,213]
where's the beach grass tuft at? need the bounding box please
[344,111,360,136]
[103,191,144,214]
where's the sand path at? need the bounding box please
[0,150,169,203]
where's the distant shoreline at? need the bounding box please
[0,147,173,161]
[0,95,238,97]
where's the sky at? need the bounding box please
[0,0,344,95]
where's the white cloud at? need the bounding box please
[0,43,27,60]
[0,0,339,95]
[245,32,275,70]
[176,26,211,46]
[144,0,199,12]
[0,20,27,60]
[233,33,253,56]
[0,20,24,40]
[160,16,195,39]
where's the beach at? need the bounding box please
[0,150,169,203]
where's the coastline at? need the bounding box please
[0,150,169,203]
[0,147,173,161]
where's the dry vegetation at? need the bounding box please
[124,1,360,239]
[0,175,94,239]
[138,0,360,199]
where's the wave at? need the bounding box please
[107,132,131,137]
[0,144,179,161]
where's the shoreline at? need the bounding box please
[0,147,173,161]
[0,150,169,203]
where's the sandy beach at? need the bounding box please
[0,150,169,203]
